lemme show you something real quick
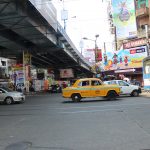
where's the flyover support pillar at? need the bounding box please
[23,51,31,93]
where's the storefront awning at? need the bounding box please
[115,69,136,73]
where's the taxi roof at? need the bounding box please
[76,78,101,81]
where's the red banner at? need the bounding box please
[95,49,102,62]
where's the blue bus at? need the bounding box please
[143,56,150,91]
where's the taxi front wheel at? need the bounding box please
[71,94,81,102]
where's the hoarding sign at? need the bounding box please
[84,49,102,63]
[12,64,24,87]
[60,69,74,78]
[23,52,31,66]
[112,0,137,39]
[84,49,95,64]
[95,49,102,62]
[123,38,146,49]
[102,46,147,71]
[34,80,42,91]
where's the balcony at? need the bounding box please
[137,27,150,38]
[136,7,149,18]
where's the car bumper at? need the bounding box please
[138,88,142,93]
[13,96,25,102]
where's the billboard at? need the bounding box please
[102,46,147,71]
[60,69,74,78]
[84,49,95,64]
[84,49,102,64]
[12,64,24,88]
[95,49,102,62]
[112,0,137,39]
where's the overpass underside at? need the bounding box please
[0,0,93,78]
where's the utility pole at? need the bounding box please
[95,34,99,63]
[61,0,68,30]
[145,24,150,56]
[83,34,99,74]
[79,40,84,55]
[103,42,106,54]
[114,26,117,51]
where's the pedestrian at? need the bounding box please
[62,82,67,89]
[123,77,130,83]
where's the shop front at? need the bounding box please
[0,57,8,79]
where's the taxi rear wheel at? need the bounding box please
[71,94,81,102]
[106,91,117,100]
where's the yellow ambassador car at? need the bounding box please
[62,78,121,102]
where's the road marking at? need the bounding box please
[58,102,150,110]
[60,108,124,114]
[59,102,150,114]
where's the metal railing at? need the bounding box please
[56,21,92,68]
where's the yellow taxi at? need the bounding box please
[62,78,121,102]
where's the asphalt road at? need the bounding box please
[0,93,150,150]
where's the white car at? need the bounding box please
[0,87,25,105]
[104,80,142,97]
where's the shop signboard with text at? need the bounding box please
[102,46,147,71]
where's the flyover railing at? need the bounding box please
[57,21,92,69]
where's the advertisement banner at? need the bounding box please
[60,69,74,78]
[12,64,24,89]
[95,49,102,62]
[23,52,31,66]
[112,0,137,39]
[123,38,147,49]
[34,80,42,91]
[102,46,147,71]
[84,49,95,64]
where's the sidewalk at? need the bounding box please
[24,91,50,96]
[141,91,150,98]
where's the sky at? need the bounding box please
[52,0,114,62]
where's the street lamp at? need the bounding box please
[83,34,99,63]
[144,24,150,56]
[83,34,99,75]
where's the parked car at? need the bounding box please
[0,87,25,105]
[62,78,121,102]
[104,80,142,97]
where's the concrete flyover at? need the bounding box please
[0,0,93,78]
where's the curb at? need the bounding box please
[141,91,150,97]
[24,91,49,95]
